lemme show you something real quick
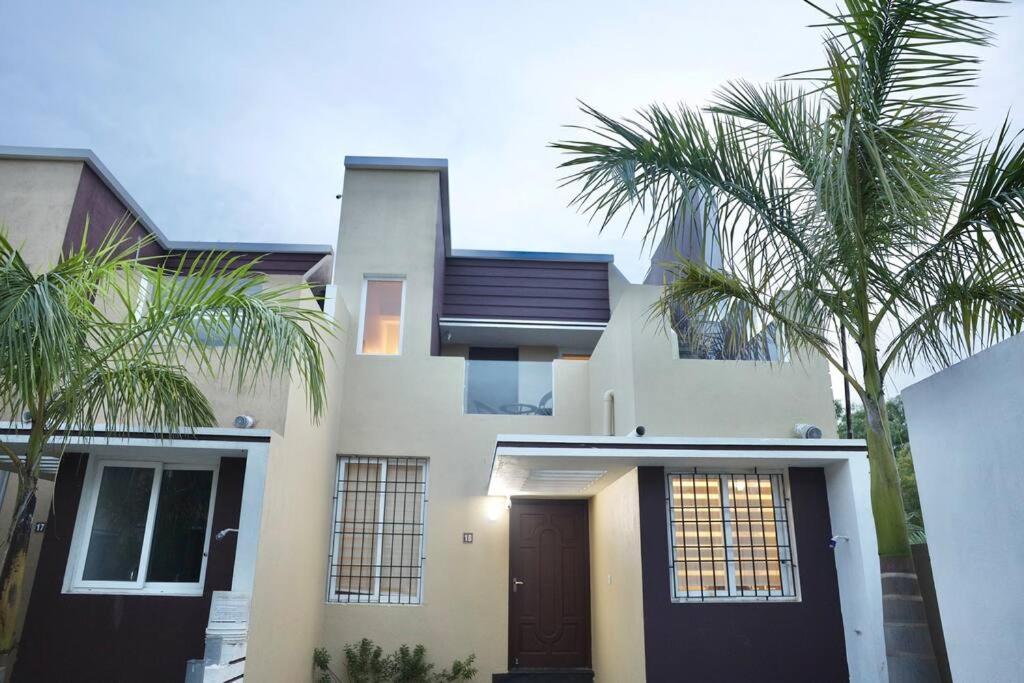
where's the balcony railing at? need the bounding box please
[464,360,553,415]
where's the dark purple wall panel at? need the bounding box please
[164,250,326,276]
[637,466,848,683]
[430,206,446,355]
[61,165,327,278]
[14,454,245,683]
[63,165,162,259]
[442,257,610,322]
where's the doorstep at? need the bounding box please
[492,668,594,683]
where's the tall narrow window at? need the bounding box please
[666,471,797,601]
[329,456,428,604]
[359,278,405,355]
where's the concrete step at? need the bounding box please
[886,622,936,657]
[883,595,928,623]
[886,653,941,683]
[882,572,921,596]
[493,669,595,683]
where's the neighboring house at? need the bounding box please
[0,149,886,683]
[903,334,1024,683]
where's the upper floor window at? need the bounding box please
[359,278,405,355]
[667,471,797,601]
[674,316,782,361]
[65,458,219,596]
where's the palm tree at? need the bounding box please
[554,0,1023,573]
[0,222,334,652]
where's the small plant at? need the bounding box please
[316,641,477,683]
[313,647,343,683]
[390,644,434,682]
[437,654,477,682]
[344,638,391,683]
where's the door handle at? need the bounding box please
[512,577,525,593]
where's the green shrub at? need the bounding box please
[344,638,391,683]
[315,641,477,683]
[437,654,477,682]
[313,647,341,683]
[390,644,434,682]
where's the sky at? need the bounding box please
[2,0,1022,402]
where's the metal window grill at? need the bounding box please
[666,471,797,601]
[328,456,428,604]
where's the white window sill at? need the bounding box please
[63,586,205,597]
[326,600,423,607]
[671,596,801,604]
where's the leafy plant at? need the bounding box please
[436,654,477,682]
[344,638,390,683]
[554,0,1024,563]
[319,641,477,683]
[314,647,343,683]
[390,644,434,682]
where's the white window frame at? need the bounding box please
[64,456,220,597]
[327,457,429,605]
[665,468,800,603]
[356,276,406,356]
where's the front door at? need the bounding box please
[508,499,591,669]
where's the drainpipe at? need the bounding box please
[602,390,615,436]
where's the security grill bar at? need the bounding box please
[666,471,796,601]
[328,456,428,604]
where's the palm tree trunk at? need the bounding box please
[860,354,942,679]
[0,478,36,654]
[861,354,910,558]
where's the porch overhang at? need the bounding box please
[440,317,606,350]
[0,422,273,479]
[489,433,886,682]
[487,434,868,497]
[0,422,273,597]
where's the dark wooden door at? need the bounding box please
[508,499,591,669]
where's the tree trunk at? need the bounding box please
[859,355,942,680]
[861,357,910,558]
[0,480,36,654]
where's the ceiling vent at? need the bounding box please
[522,469,607,495]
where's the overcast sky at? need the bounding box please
[3,0,1022,400]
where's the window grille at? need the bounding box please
[328,456,428,604]
[666,471,797,601]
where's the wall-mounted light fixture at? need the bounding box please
[234,415,256,429]
[486,497,506,522]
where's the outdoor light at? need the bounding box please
[486,498,505,522]
[828,535,850,549]
[735,480,746,492]
[234,415,256,429]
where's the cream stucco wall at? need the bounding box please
[589,284,838,438]
[0,159,82,273]
[245,308,347,682]
[588,469,645,683]
[187,273,309,435]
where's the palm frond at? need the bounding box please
[1,218,336,453]
[801,0,1001,114]
[48,358,216,439]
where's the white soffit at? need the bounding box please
[488,435,868,497]
[440,318,606,350]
